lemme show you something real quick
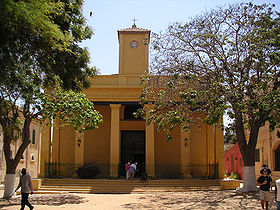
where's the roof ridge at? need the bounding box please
[118,24,150,32]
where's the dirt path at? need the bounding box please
[0,190,278,209]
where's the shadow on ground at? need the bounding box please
[0,194,86,208]
[122,190,274,209]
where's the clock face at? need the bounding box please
[130,41,138,49]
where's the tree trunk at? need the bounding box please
[234,111,259,192]
[236,166,258,192]
[236,145,258,192]
[3,146,23,198]
[3,174,16,198]
[236,137,258,192]
[3,139,18,198]
[2,117,32,198]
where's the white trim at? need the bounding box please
[3,174,15,198]
[236,166,258,192]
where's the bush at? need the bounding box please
[228,171,240,180]
[76,163,100,179]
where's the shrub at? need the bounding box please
[228,171,240,180]
[76,163,100,179]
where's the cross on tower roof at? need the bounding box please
[132,18,137,28]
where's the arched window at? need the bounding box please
[255,149,260,162]
[32,129,35,144]
[275,144,280,171]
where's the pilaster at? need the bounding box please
[38,121,51,178]
[75,130,85,166]
[180,130,192,178]
[145,104,155,177]
[52,118,60,163]
[109,104,121,177]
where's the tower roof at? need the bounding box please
[117,24,151,42]
[117,24,151,33]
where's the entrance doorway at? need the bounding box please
[275,144,280,171]
[121,130,145,177]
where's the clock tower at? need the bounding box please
[118,24,151,75]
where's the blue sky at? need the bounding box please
[81,0,278,75]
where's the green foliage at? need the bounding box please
[0,0,95,93]
[41,89,103,133]
[76,163,101,179]
[0,0,101,176]
[228,171,241,180]
[224,123,237,145]
[140,2,280,158]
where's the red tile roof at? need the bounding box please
[118,24,150,33]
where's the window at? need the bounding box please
[231,155,234,171]
[32,129,35,144]
[275,145,280,171]
[255,149,260,162]
[124,105,142,120]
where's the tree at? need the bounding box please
[0,0,103,198]
[140,3,280,192]
[223,122,237,152]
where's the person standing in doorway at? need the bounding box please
[257,168,272,210]
[15,168,34,210]
[129,162,137,179]
[125,161,131,180]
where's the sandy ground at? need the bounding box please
[0,189,278,210]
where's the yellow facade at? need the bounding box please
[41,24,224,179]
[255,122,280,180]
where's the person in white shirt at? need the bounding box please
[275,179,280,210]
[15,168,34,210]
[129,162,137,179]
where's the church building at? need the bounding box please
[39,24,225,179]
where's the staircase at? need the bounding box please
[37,179,221,194]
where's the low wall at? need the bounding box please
[220,179,241,190]
[32,178,42,191]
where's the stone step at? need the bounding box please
[40,182,220,186]
[37,179,221,194]
[39,185,219,190]
[37,186,221,194]
[42,179,220,185]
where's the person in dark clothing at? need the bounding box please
[15,168,34,210]
[275,179,280,210]
[141,171,148,183]
[257,168,272,210]
[260,164,271,175]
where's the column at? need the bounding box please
[109,104,121,178]
[38,121,51,178]
[145,119,155,177]
[51,118,60,163]
[180,130,192,178]
[206,124,215,164]
[74,130,85,166]
[215,124,225,179]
